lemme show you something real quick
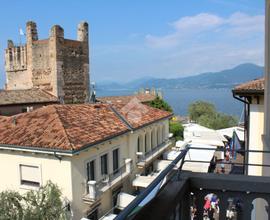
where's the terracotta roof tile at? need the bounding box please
[233,78,264,95]
[0,104,128,151]
[98,94,156,104]
[111,98,173,129]
[0,101,172,152]
[0,89,59,106]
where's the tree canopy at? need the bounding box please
[148,96,173,112]
[169,120,184,140]
[0,181,67,220]
[188,101,238,130]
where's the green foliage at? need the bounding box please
[24,181,66,220]
[188,101,238,130]
[0,190,23,220]
[188,101,216,122]
[169,121,184,140]
[149,96,173,112]
[0,181,66,220]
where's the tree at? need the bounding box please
[188,101,238,130]
[169,121,184,140]
[188,101,216,122]
[24,181,66,220]
[148,96,173,112]
[0,190,24,219]
[0,181,67,220]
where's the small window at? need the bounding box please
[113,149,119,174]
[86,160,95,181]
[20,164,40,187]
[100,154,108,176]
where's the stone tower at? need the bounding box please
[4,21,90,104]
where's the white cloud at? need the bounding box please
[145,12,264,48]
[171,13,224,31]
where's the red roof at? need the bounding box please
[0,103,172,152]
[98,94,156,104]
[233,78,264,95]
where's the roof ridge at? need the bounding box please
[53,105,75,151]
[108,105,134,130]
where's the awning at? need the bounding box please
[182,143,217,173]
[184,123,227,146]
[217,126,244,142]
[132,175,157,188]
[163,150,181,161]
[116,193,136,210]
[154,160,171,172]
[175,140,188,149]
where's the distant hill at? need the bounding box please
[96,63,264,90]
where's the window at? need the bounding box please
[100,154,108,176]
[137,137,140,152]
[145,134,148,152]
[86,160,95,181]
[20,164,40,187]
[113,148,119,174]
[151,131,154,148]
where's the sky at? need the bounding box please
[0,0,265,87]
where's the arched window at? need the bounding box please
[156,128,159,145]
[145,133,147,152]
[137,136,140,152]
[151,130,154,149]
[162,125,166,142]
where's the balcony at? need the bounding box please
[83,158,132,203]
[137,140,172,168]
[115,147,270,220]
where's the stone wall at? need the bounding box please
[4,21,90,103]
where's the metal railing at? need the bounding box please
[137,139,171,164]
[84,159,133,202]
[96,162,129,190]
[115,147,270,220]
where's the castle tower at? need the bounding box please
[4,21,90,104]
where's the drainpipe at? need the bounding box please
[233,93,250,175]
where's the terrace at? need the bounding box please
[115,147,270,220]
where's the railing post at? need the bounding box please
[88,180,97,200]
[125,158,132,173]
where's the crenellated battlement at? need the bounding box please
[5,43,27,72]
[4,21,90,104]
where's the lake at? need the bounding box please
[97,88,243,118]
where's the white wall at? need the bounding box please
[248,103,264,176]
[0,150,73,204]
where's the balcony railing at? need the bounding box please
[83,158,132,203]
[137,139,171,167]
[115,147,270,220]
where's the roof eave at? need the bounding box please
[232,89,264,97]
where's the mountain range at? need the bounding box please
[96,63,264,90]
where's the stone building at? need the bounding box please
[4,21,90,104]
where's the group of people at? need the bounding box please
[203,193,219,220]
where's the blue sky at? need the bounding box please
[0,0,265,87]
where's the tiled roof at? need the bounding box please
[233,78,264,95]
[0,89,59,106]
[0,102,172,152]
[0,104,129,151]
[112,101,173,129]
[98,94,156,104]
